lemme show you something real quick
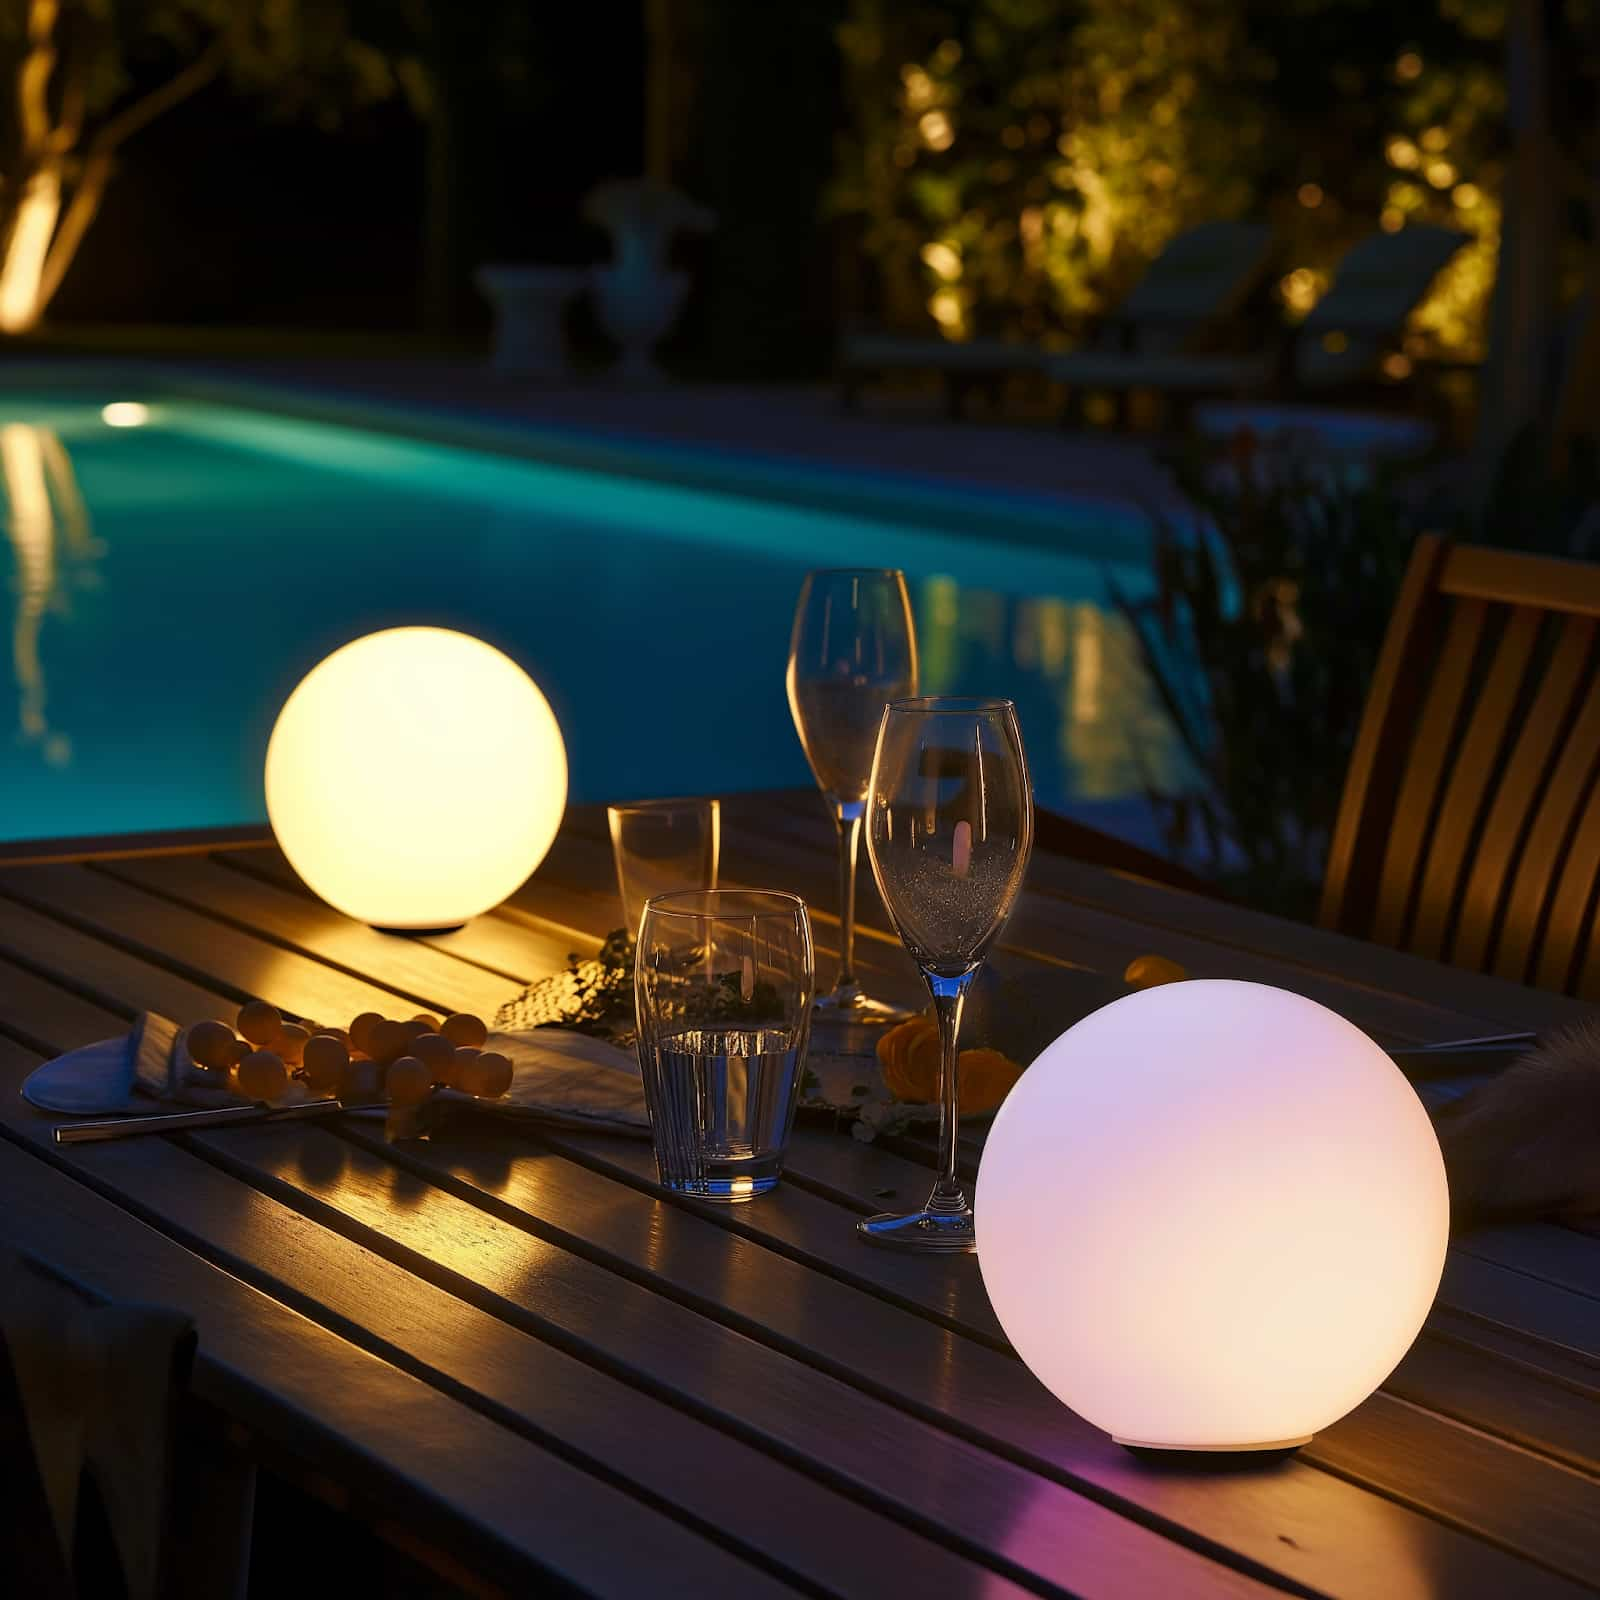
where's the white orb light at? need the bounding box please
[266,627,566,931]
[976,979,1448,1452]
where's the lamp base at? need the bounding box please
[1114,1435,1312,1453]
[371,924,467,937]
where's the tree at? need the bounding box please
[0,1,419,335]
[831,0,1511,364]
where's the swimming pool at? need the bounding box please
[0,387,1180,843]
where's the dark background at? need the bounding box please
[46,2,850,379]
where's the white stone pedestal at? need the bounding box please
[474,265,589,377]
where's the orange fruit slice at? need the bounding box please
[877,1018,1022,1112]
[956,1047,1024,1115]
[1123,954,1188,990]
[877,1016,939,1101]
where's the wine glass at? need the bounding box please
[859,697,1033,1252]
[786,569,918,1022]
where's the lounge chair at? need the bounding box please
[1044,223,1469,412]
[839,219,1275,418]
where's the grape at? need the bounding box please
[409,1033,454,1081]
[188,1020,239,1070]
[302,1034,349,1092]
[458,1050,512,1099]
[275,1023,310,1065]
[348,1012,383,1054]
[447,1046,480,1089]
[367,1019,410,1066]
[441,1012,488,1049]
[237,1050,289,1103]
[237,1000,283,1046]
[386,1056,433,1105]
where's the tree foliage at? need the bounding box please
[832,0,1593,362]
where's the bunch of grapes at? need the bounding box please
[185,1002,514,1107]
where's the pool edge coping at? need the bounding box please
[0,357,1160,566]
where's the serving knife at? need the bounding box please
[55,1097,344,1145]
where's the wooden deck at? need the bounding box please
[3,789,1598,1598]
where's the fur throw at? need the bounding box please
[1434,1019,1600,1227]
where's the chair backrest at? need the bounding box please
[1297,225,1468,386]
[1321,535,1600,996]
[1113,220,1274,354]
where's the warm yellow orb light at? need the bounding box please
[266,627,566,931]
[976,979,1448,1452]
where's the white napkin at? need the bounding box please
[22,1014,649,1136]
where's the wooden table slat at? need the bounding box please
[4,793,1598,1599]
[0,1136,803,1600]
[519,1127,1600,1586]
[187,1121,1280,1600]
[367,1120,1600,1600]
[0,1042,1276,1600]
[216,847,575,984]
[737,790,1595,1033]
[100,854,518,1018]
[0,862,410,1020]
[13,1119,1042,1600]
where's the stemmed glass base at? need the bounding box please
[815,987,905,1019]
[856,1198,976,1252]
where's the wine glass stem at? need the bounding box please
[925,969,974,1212]
[830,798,864,1001]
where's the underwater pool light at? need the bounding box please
[100,402,150,427]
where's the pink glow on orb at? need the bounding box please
[976,979,1448,1451]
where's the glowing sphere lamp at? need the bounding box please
[266,627,566,932]
[976,979,1448,1451]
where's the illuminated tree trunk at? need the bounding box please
[0,0,226,335]
[0,169,63,333]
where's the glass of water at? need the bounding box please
[608,797,721,936]
[635,889,815,1201]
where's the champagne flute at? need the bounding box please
[786,569,919,1021]
[859,697,1033,1252]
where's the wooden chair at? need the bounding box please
[1321,534,1600,997]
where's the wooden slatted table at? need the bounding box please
[3,789,1599,1598]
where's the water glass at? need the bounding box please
[608,797,721,936]
[635,890,814,1201]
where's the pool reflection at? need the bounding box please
[0,398,1184,842]
[1,422,103,769]
[915,574,1186,811]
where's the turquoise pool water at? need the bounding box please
[0,392,1177,842]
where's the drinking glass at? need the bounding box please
[608,797,721,936]
[859,698,1033,1251]
[635,889,815,1201]
[786,569,918,1020]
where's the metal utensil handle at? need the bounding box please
[1407,1031,1538,1052]
[54,1098,343,1145]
